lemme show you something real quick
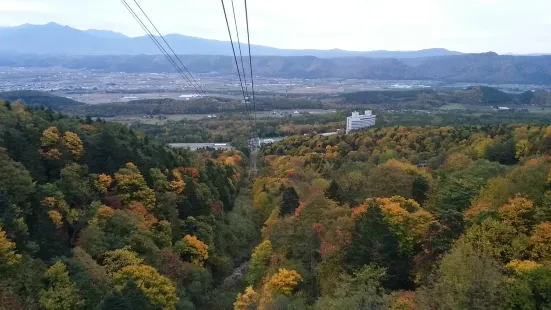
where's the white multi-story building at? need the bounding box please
[346,110,376,133]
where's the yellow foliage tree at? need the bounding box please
[114,163,156,211]
[506,259,541,275]
[264,268,302,296]
[379,197,434,252]
[94,174,112,193]
[41,127,61,147]
[113,265,178,310]
[473,137,494,158]
[39,261,85,310]
[498,196,535,232]
[261,208,280,239]
[256,268,302,309]
[383,159,429,178]
[47,210,64,228]
[102,247,143,274]
[515,139,531,159]
[170,169,185,194]
[0,227,22,268]
[174,235,209,267]
[354,196,434,252]
[234,286,259,310]
[247,240,273,285]
[62,131,84,160]
[41,196,75,228]
[253,191,268,210]
[442,153,473,170]
[463,218,528,263]
[543,125,551,139]
[40,127,62,161]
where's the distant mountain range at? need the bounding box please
[0,22,463,58]
[3,23,551,84]
[2,52,551,84]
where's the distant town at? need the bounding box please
[2,67,549,105]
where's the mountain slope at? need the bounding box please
[0,23,462,58]
[83,29,127,39]
[0,99,256,309]
[0,91,85,109]
[414,52,551,84]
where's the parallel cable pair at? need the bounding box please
[121,0,259,152]
[120,0,210,101]
[220,0,258,136]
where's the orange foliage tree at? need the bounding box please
[174,235,209,267]
[530,222,551,260]
[94,174,112,193]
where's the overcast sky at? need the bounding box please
[1,0,550,54]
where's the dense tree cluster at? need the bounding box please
[0,100,261,309]
[133,112,345,147]
[239,123,551,308]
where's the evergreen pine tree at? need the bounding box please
[346,203,413,290]
[280,187,300,216]
[325,180,341,202]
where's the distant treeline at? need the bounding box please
[65,97,325,117]
[0,90,85,110]
[4,88,551,119]
[343,86,551,106]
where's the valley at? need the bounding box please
[2,8,551,309]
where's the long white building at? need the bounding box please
[346,110,376,133]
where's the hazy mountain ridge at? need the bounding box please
[0,23,462,58]
[2,23,551,84]
[2,52,551,84]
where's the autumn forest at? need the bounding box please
[3,98,551,309]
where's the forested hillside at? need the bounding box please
[0,91,85,110]
[235,124,551,309]
[342,87,548,107]
[0,100,261,309]
[5,95,551,309]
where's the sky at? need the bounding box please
[0,0,550,54]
